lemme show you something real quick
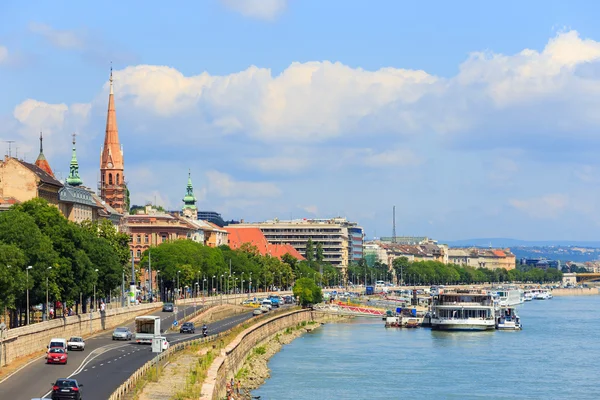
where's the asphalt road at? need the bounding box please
[0,301,242,400]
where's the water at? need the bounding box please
[253,296,600,400]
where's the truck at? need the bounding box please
[268,295,281,308]
[365,286,374,295]
[135,316,161,344]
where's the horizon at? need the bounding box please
[2,1,600,241]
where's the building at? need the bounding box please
[225,226,305,260]
[123,205,196,262]
[348,226,364,263]
[34,132,54,177]
[58,135,102,223]
[233,217,362,270]
[447,248,516,270]
[99,68,127,214]
[197,211,226,227]
[0,156,63,206]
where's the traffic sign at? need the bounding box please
[173,320,178,327]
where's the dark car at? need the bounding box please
[50,378,83,400]
[284,296,293,304]
[162,302,174,312]
[180,322,195,334]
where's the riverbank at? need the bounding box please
[234,314,348,399]
[552,287,599,296]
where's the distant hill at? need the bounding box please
[442,238,600,248]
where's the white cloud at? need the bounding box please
[28,22,85,50]
[0,45,8,64]
[220,0,287,21]
[302,205,318,215]
[362,147,422,167]
[206,170,281,198]
[509,194,569,219]
[245,154,310,173]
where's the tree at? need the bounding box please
[393,257,411,284]
[316,242,324,262]
[293,277,323,306]
[305,238,314,262]
[0,243,26,311]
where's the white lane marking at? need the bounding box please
[84,369,88,372]
[100,363,104,366]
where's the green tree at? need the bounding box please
[305,238,314,262]
[293,277,323,306]
[0,243,27,311]
[316,242,324,262]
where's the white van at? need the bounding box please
[47,338,68,355]
[261,299,273,310]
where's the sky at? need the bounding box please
[2,0,600,241]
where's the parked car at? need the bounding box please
[67,337,85,351]
[112,327,132,341]
[162,303,174,312]
[46,348,68,365]
[50,378,83,400]
[179,322,195,334]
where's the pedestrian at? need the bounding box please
[236,380,241,395]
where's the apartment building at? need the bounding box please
[235,217,363,270]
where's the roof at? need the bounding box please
[18,159,63,187]
[225,226,305,260]
[492,250,507,258]
[35,157,54,177]
[59,185,100,208]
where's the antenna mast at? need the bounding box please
[392,205,397,243]
[4,141,15,157]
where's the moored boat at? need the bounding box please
[430,289,496,331]
[496,307,522,330]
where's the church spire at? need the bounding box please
[182,169,197,211]
[100,65,126,214]
[35,131,55,177]
[67,133,82,186]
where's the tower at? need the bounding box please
[182,169,197,220]
[66,133,83,186]
[35,132,54,177]
[99,67,126,214]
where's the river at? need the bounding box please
[253,296,600,399]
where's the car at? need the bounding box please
[162,302,174,312]
[46,348,68,365]
[159,336,170,351]
[112,327,132,340]
[260,305,270,313]
[179,322,195,334]
[253,308,263,315]
[67,337,85,351]
[50,378,83,400]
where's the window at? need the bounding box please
[136,250,141,258]
[136,235,141,244]
[161,234,168,242]
[116,173,120,185]
[109,173,113,185]
[130,235,134,243]
[144,234,149,244]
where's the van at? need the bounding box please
[261,299,273,310]
[47,338,68,355]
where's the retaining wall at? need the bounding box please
[0,302,163,367]
[201,309,313,400]
[552,287,599,296]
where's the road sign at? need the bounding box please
[152,336,162,353]
[173,320,178,327]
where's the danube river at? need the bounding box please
[253,295,600,399]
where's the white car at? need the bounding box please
[67,337,85,351]
[159,336,169,351]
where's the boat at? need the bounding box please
[430,289,496,331]
[523,291,533,301]
[493,288,523,307]
[496,307,522,330]
[530,288,552,300]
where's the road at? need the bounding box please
[0,301,254,400]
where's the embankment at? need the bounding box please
[552,287,599,296]
[200,310,345,400]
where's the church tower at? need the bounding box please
[35,132,54,177]
[182,170,197,220]
[99,67,126,214]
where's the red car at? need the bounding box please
[47,347,68,364]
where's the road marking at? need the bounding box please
[100,363,104,366]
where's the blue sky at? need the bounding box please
[2,0,600,241]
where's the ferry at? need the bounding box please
[523,290,534,301]
[493,288,523,307]
[496,307,522,330]
[530,288,553,300]
[430,289,496,331]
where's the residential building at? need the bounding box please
[225,226,305,260]
[233,217,362,270]
[348,226,364,263]
[0,156,62,206]
[99,68,127,214]
[363,242,390,267]
[447,248,516,270]
[197,211,225,227]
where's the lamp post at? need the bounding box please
[249,272,253,294]
[203,277,207,297]
[45,267,52,321]
[93,269,99,311]
[176,270,181,303]
[26,266,32,325]
[156,270,161,302]
[212,275,215,297]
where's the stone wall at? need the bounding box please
[201,309,313,400]
[552,287,599,296]
[0,302,162,367]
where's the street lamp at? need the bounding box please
[93,269,99,311]
[46,266,52,321]
[203,277,207,297]
[249,272,253,293]
[26,266,32,325]
[212,275,215,296]
[177,270,181,303]
[156,270,161,302]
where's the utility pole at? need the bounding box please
[130,250,135,305]
[149,250,152,303]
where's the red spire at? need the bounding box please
[35,131,54,177]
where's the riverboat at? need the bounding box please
[493,288,523,307]
[430,289,496,331]
[523,290,534,301]
[496,307,522,330]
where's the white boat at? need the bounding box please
[493,288,523,307]
[531,288,552,300]
[430,289,496,331]
[496,307,522,330]
[523,291,534,301]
